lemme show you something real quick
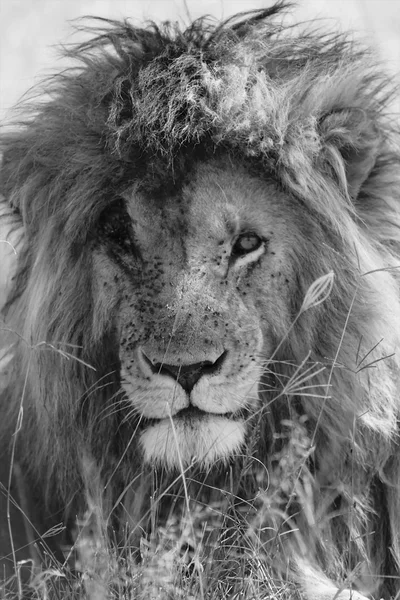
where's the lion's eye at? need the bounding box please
[98,199,134,251]
[232,233,263,257]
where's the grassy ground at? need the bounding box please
[0,409,382,600]
[1,278,398,600]
[0,472,302,600]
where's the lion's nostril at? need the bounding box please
[160,362,208,391]
[143,351,227,392]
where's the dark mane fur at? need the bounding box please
[1,3,399,597]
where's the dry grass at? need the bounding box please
[1,274,398,600]
[0,398,374,600]
[1,444,305,600]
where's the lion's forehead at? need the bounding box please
[125,162,282,257]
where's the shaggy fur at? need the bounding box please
[1,3,400,598]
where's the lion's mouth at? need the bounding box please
[172,405,209,419]
[174,405,237,420]
[142,405,245,428]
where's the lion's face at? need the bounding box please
[93,159,302,468]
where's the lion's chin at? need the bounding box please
[139,412,246,469]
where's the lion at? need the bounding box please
[1,4,399,599]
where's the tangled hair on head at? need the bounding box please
[1,3,400,598]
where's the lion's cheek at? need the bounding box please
[191,368,261,414]
[139,416,246,469]
[120,366,188,418]
[91,252,123,340]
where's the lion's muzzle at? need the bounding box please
[120,345,262,468]
[140,347,228,392]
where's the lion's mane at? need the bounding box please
[1,3,400,598]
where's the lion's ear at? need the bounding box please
[319,109,381,200]
[1,146,27,216]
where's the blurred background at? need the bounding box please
[0,0,399,302]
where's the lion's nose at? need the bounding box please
[142,351,227,392]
